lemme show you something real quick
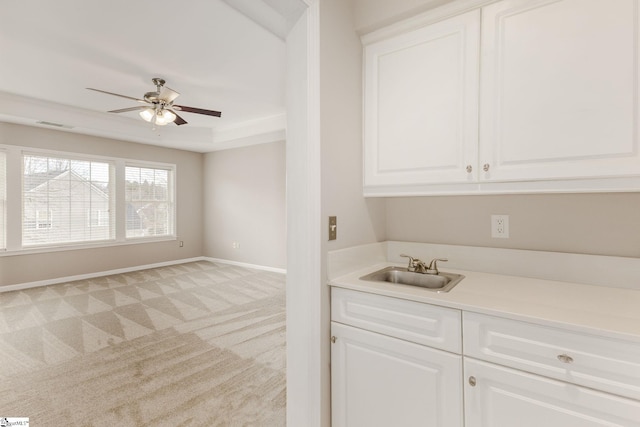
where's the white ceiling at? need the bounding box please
[0,0,302,152]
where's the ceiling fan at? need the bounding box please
[87,77,222,126]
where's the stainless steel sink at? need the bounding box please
[360,266,464,293]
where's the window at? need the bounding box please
[0,150,5,250]
[125,165,174,238]
[0,146,176,253]
[22,154,114,247]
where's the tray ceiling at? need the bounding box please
[0,0,300,152]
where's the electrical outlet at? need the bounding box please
[232,242,240,249]
[491,214,510,238]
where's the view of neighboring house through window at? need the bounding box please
[22,154,114,246]
[0,146,175,253]
[0,150,5,250]
[125,165,174,238]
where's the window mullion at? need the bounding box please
[6,146,22,250]
[115,159,126,242]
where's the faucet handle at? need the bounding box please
[426,258,448,275]
[400,254,419,271]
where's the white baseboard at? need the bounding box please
[1,257,285,293]
[203,257,287,274]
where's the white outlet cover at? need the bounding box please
[491,214,510,238]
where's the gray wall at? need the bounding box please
[317,0,387,424]
[321,0,387,251]
[203,141,286,269]
[0,122,204,287]
[385,193,640,257]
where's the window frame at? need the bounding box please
[0,144,177,256]
[0,149,6,251]
[124,162,177,241]
[21,151,115,248]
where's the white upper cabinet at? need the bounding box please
[479,0,640,182]
[363,10,481,192]
[362,0,640,196]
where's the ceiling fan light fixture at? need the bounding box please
[157,109,176,125]
[139,108,155,122]
[138,108,176,126]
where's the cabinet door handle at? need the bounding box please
[483,163,490,172]
[557,354,574,364]
[466,165,473,173]
[331,336,337,344]
[468,376,476,387]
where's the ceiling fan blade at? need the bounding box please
[87,88,147,103]
[159,86,180,103]
[173,105,222,117]
[169,110,188,126]
[108,106,148,113]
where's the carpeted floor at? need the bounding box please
[0,261,286,426]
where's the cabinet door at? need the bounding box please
[479,0,640,182]
[363,10,480,190]
[464,358,640,427]
[331,322,462,427]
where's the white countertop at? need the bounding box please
[330,262,640,343]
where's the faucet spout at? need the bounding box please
[400,254,429,273]
[400,255,449,274]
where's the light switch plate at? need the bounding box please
[329,216,337,241]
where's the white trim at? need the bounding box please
[0,256,286,293]
[202,257,286,274]
[0,256,205,293]
[285,2,323,426]
[360,0,500,43]
[363,176,640,197]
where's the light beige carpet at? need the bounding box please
[0,261,286,426]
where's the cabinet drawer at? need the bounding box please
[331,287,461,353]
[463,312,640,400]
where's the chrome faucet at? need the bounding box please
[400,254,448,275]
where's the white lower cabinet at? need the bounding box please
[331,322,463,427]
[464,358,640,427]
[330,288,463,427]
[331,288,640,426]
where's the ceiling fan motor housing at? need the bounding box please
[144,92,163,105]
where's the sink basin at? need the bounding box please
[359,266,464,293]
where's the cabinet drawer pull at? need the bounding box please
[466,165,473,173]
[483,163,490,172]
[557,354,574,364]
[468,376,476,387]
